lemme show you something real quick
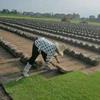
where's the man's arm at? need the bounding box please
[55,47,63,57]
[54,55,60,63]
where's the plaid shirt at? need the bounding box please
[35,37,56,62]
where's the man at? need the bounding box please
[23,37,65,77]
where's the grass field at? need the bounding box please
[1,13,100,26]
[5,72,100,100]
[0,13,60,22]
[88,21,100,26]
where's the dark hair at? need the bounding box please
[34,36,38,41]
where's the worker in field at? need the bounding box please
[23,37,66,77]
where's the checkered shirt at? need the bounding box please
[35,37,56,62]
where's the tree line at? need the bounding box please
[0,9,100,22]
[0,9,19,14]
[0,9,80,19]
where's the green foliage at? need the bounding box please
[0,13,60,22]
[5,72,100,100]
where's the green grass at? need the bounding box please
[71,19,100,26]
[1,13,100,25]
[71,19,81,23]
[88,21,100,26]
[0,13,60,22]
[5,72,100,100]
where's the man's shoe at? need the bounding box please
[22,72,30,77]
[23,62,32,77]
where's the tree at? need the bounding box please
[11,9,18,14]
[1,9,10,13]
[72,13,80,19]
[97,14,100,19]
[89,15,96,21]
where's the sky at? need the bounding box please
[0,0,100,17]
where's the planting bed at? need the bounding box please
[0,46,22,80]
[0,21,99,53]
[0,42,21,99]
[0,18,100,100]
[0,45,13,61]
[0,29,87,70]
[0,24,99,57]
[0,28,99,73]
[1,19,100,45]
[0,18,100,82]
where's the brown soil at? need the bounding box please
[0,24,99,99]
[0,29,87,68]
[0,29,98,58]
[15,23,100,47]
[0,26,99,58]
[0,45,23,83]
[0,30,33,56]
[0,29,100,74]
[0,62,22,75]
[0,46,14,61]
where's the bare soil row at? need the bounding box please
[0,24,99,60]
[0,28,99,73]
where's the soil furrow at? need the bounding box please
[0,28,97,72]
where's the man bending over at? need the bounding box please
[23,37,65,77]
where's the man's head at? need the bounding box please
[55,42,66,57]
[33,37,39,43]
